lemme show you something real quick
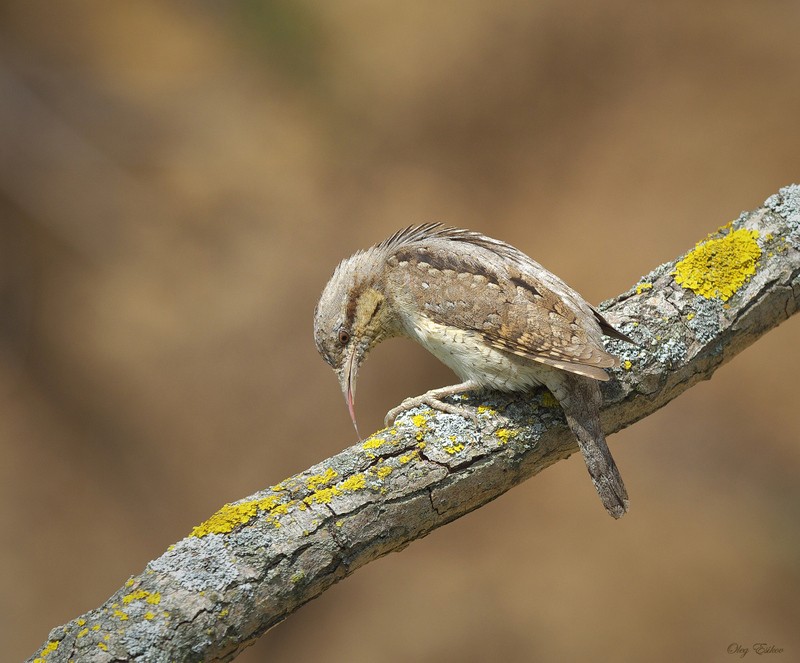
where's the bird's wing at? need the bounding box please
[384,231,618,381]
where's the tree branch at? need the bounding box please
[30,186,800,663]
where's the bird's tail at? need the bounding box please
[548,373,629,518]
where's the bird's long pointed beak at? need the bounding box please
[340,347,361,439]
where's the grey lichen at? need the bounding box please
[685,297,726,345]
[148,534,241,592]
[764,184,800,241]
[121,619,171,660]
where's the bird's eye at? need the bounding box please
[337,329,350,345]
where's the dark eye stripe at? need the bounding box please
[366,298,382,323]
[344,281,366,327]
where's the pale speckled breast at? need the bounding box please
[402,312,553,391]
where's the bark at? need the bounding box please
[30,186,800,663]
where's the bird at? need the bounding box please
[313,223,635,518]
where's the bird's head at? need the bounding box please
[313,250,398,437]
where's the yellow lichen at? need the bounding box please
[92,624,100,631]
[306,468,339,490]
[362,437,387,450]
[496,428,517,445]
[122,589,161,606]
[477,405,496,415]
[410,413,429,441]
[635,282,653,295]
[339,474,366,491]
[34,640,59,662]
[271,479,293,492]
[190,502,259,537]
[77,618,86,626]
[77,628,89,638]
[265,501,292,528]
[304,486,338,504]
[304,473,367,505]
[686,312,695,321]
[622,360,632,370]
[674,226,761,300]
[376,466,393,479]
[97,643,108,652]
[399,451,418,464]
[124,579,134,588]
[143,612,155,621]
[219,609,229,617]
[189,495,283,537]
[443,442,465,454]
[411,414,427,427]
[122,589,147,604]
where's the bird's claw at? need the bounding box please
[384,395,480,428]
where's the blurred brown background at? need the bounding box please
[2,2,799,661]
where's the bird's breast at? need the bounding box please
[401,312,550,391]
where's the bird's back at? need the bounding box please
[378,224,619,383]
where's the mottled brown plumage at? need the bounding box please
[314,224,634,518]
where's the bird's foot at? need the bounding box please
[384,381,481,428]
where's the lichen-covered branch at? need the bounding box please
[30,186,800,663]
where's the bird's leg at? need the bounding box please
[384,380,482,427]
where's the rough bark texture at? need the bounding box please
[30,186,800,663]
